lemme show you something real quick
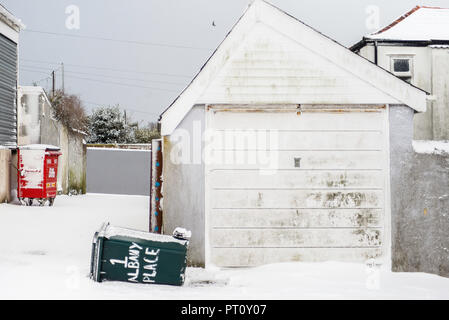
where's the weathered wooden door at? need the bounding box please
[206,106,388,267]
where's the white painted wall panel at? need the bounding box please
[210,170,384,188]
[198,23,400,105]
[212,248,383,266]
[211,189,383,209]
[211,228,382,248]
[211,208,383,228]
[210,111,384,131]
[209,131,383,150]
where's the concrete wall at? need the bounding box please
[9,149,17,201]
[86,148,151,196]
[68,131,87,195]
[40,116,60,147]
[162,105,205,267]
[0,149,11,203]
[389,105,449,278]
[58,126,69,193]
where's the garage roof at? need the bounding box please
[160,0,428,136]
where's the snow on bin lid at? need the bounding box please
[20,144,61,151]
[173,228,192,240]
[101,224,189,245]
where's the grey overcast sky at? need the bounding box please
[2,0,448,124]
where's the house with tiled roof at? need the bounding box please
[351,6,449,140]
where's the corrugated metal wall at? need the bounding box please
[0,33,17,146]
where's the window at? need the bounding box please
[390,56,413,83]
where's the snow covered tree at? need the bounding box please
[88,106,134,144]
[133,122,160,144]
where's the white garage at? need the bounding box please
[159,0,427,267]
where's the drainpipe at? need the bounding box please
[430,48,434,140]
[374,41,378,65]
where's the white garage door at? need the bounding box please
[206,106,388,267]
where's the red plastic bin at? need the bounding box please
[17,145,62,206]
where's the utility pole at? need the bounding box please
[52,70,55,97]
[61,62,65,94]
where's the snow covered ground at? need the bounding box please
[1,194,448,300]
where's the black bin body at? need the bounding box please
[90,223,189,286]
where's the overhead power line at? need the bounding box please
[64,74,180,92]
[21,58,193,78]
[32,75,52,85]
[20,64,186,86]
[20,68,181,93]
[23,28,211,51]
[82,100,161,116]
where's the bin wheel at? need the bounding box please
[49,198,55,207]
[18,198,24,206]
[38,199,45,207]
[26,198,33,206]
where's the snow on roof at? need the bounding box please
[0,4,25,30]
[368,6,449,41]
[413,140,449,155]
[19,144,61,151]
[18,86,46,94]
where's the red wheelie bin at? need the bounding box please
[17,145,62,206]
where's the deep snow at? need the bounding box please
[0,194,448,300]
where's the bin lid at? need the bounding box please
[19,144,61,151]
[97,223,189,246]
